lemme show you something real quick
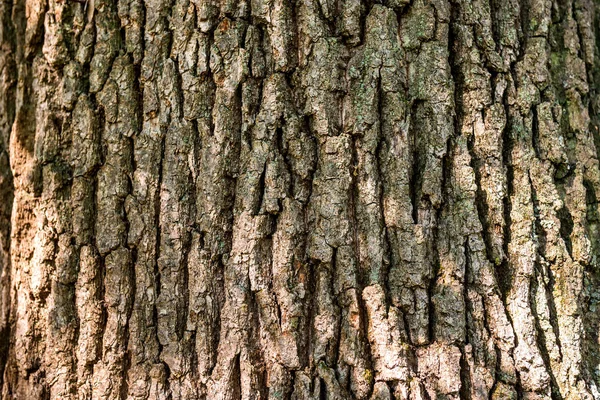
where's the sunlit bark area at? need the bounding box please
[1,0,600,398]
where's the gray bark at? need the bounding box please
[0,0,600,399]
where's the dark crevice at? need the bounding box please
[275,124,295,199]
[543,263,563,362]
[366,67,389,395]
[489,345,503,396]
[178,146,197,350]
[556,205,574,259]
[496,66,523,397]
[463,239,472,348]
[571,2,587,71]
[459,347,473,400]
[92,84,110,379]
[120,243,137,395]
[376,136,394,315]
[428,136,452,346]
[531,106,542,159]
[530,184,563,363]
[319,377,327,400]
[204,257,225,379]
[498,96,515,299]
[330,247,342,368]
[96,252,108,363]
[467,127,502,267]
[347,99,375,397]
[530,178,548,255]
[517,0,529,48]
[408,100,425,225]
[0,0,17,388]
[530,177,563,400]
[152,131,166,370]
[120,347,132,400]
[161,361,172,396]
[301,114,318,206]
[255,163,267,215]
[530,267,563,400]
[304,258,317,369]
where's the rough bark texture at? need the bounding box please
[1,0,600,399]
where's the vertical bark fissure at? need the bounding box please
[0,0,17,389]
[530,177,563,400]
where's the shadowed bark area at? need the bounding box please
[1,0,600,399]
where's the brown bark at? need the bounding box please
[0,0,600,399]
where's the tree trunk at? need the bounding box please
[1,0,600,399]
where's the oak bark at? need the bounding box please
[1,0,600,399]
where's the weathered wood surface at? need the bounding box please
[1,0,600,398]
